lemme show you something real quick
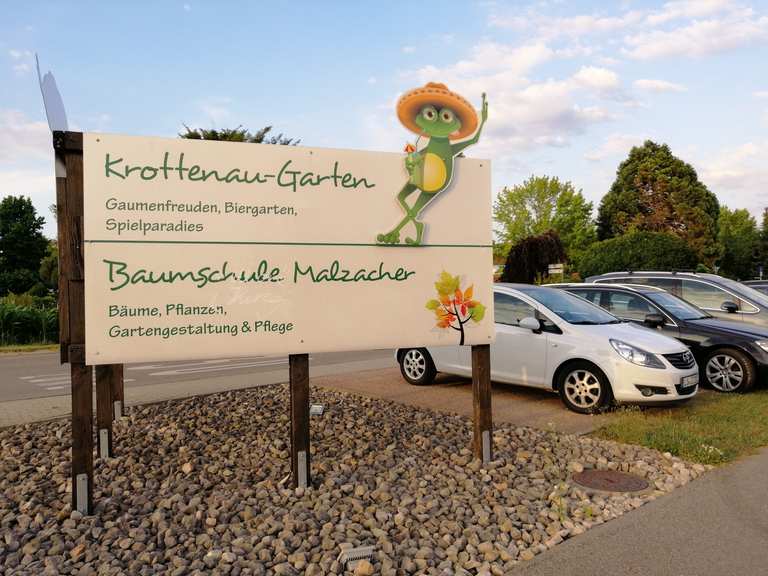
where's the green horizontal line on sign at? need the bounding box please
[84,239,492,248]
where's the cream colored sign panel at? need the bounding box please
[83,133,493,364]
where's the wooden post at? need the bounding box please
[95,365,118,458]
[289,354,310,488]
[54,131,93,514]
[110,364,125,420]
[472,344,493,463]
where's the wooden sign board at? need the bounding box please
[82,133,494,364]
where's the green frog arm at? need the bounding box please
[451,93,487,155]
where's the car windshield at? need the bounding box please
[646,291,710,320]
[517,287,621,325]
[717,277,768,307]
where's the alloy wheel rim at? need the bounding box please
[706,355,743,392]
[564,369,602,408]
[404,349,426,380]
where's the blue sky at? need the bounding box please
[2,0,768,237]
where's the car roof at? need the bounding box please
[495,282,552,290]
[551,282,666,294]
[586,270,722,281]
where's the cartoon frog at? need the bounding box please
[377,82,488,246]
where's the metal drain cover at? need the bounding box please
[572,470,649,493]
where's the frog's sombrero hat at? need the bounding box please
[397,82,478,141]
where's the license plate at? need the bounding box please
[680,374,698,387]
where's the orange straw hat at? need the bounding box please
[397,82,478,141]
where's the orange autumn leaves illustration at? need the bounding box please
[426,272,486,345]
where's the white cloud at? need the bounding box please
[367,76,377,85]
[634,78,687,92]
[398,43,618,158]
[412,42,553,90]
[572,66,620,92]
[545,10,644,39]
[0,109,50,163]
[401,45,415,54]
[183,3,191,11]
[585,133,647,161]
[646,0,734,25]
[623,8,768,59]
[490,8,643,39]
[697,141,768,214]
[0,109,56,236]
[596,55,621,66]
[754,90,768,99]
[8,49,33,75]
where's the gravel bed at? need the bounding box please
[0,385,707,575]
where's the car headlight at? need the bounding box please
[610,339,666,369]
[756,340,768,353]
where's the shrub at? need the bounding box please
[577,231,699,279]
[500,230,567,284]
[0,295,58,345]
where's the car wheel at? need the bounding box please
[399,348,437,386]
[704,348,755,393]
[557,361,612,414]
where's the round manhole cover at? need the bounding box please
[572,470,649,493]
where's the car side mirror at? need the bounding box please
[519,317,541,333]
[721,301,739,314]
[644,313,665,328]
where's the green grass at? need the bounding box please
[0,343,58,353]
[593,389,768,465]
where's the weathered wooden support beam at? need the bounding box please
[111,364,125,420]
[54,131,93,514]
[95,365,118,458]
[289,354,310,488]
[472,344,493,463]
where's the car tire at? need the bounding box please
[399,348,436,386]
[557,361,613,414]
[703,348,755,393]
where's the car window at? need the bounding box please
[605,292,657,320]
[646,291,709,320]
[715,278,764,311]
[494,292,535,326]
[681,280,733,310]
[535,310,560,333]
[516,286,620,325]
[641,278,680,295]
[567,289,602,305]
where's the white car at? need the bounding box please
[397,284,699,413]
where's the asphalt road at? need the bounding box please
[0,349,395,403]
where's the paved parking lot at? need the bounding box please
[313,367,607,435]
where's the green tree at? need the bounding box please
[578,231,699,279]
[596,141,720,264]
[759,208,768,277]
[39,241,58,292]
[717,206,759,280]
[493,175,596,262]
[0,196,49,296]
[179,125,299,145]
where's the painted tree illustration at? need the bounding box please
[426,272,486,345]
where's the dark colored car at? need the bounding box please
[586,271,768,328]
[555,283,768,393]
[744,281,768,296]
